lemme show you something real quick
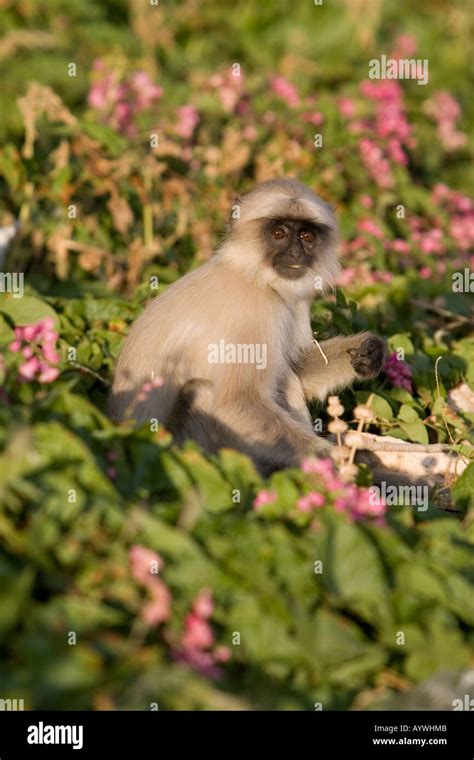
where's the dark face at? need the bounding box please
[263,218,329,280]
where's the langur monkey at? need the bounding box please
[109,179,385,475]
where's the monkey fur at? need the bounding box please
[108,179,386,475]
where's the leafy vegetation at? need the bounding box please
[0,0,472,710]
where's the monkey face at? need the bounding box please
[263,218,329,280]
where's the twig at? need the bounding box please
[411,298,472,324]
[344,436,453,453]
[70,361,110,386]
[312,334,329,365]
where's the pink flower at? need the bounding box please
[88,61,162,136]
[192,589,214,619]
[391,33,417,59]
[173,647,221,679]
[142,579,171,625]
[384,352,413,392]
[338,97,356,118]
[359,138,394,189]
[297,491,325,511]
[358,218,385,240]
[423,92,466,152]
[253,490,277,509]
[214,645,231,663]
[9,317,60,384]
[270,75,300,108]
[391,239,410,253]
[18,356,41,381]
[182,613,214,650]
[37,365,60,383]
[129,545,171,626]
[302,111,324,125]
[175,104,199,139]
[301,457,334,477]
[130,71,162,109]
[243,125,257,140]
[129,545,163,585]
[209,68,244,112]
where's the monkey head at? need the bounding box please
[262,217,332,280]
[221,178,340,300]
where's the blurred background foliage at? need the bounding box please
[0,0,472,710]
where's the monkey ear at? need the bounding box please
[227,195,243,230]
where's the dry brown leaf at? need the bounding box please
[106,183,134,235]
[17,83,76,159]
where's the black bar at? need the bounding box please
[0,710,471,757]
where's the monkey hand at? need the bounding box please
[347,334,386,379]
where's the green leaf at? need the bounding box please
[398,404,419,423]
[356,391,393,420]
[0,295,59,328]
[324,522,391,629]
[452,462,474,501]
[388,334,415,358]
[398,420,429,444]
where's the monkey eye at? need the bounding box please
[299,229,316,243]
[271,226,287,240]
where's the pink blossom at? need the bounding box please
[142,579,171,625]
[18,356,41,381]
[214,645,231,662]
[384,352,413,392]
[270,75,300,108]
[182,613,214,650]
[302,111,324,125]
[253,489,277,509]
[301,457,334,477]
[391,239,410,253]
[391,34,417,59]
[423,92,466,152]
[37,365,60,383]
[360,194,373,209]
[297,491,325,512]
[359,138,394,189]
[338,97,356,118]
[88,60,162,136]
[419,229,444,254]
[209,68,244,112]
[129,545,171,626]
[10,318,60,384]
[175,104,199,139]
[130,71,162,109]
[173,647,221,679]
[243,125,258,140]
[192,589,214,619]
[129,545,164,585]
[358,218,385,240]
[359,79,413,171]
[337,267,358,286]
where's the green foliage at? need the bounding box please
[0,0,472,710]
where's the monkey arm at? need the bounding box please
[295,332,386,402]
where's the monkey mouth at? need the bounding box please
[273,261,310,280]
